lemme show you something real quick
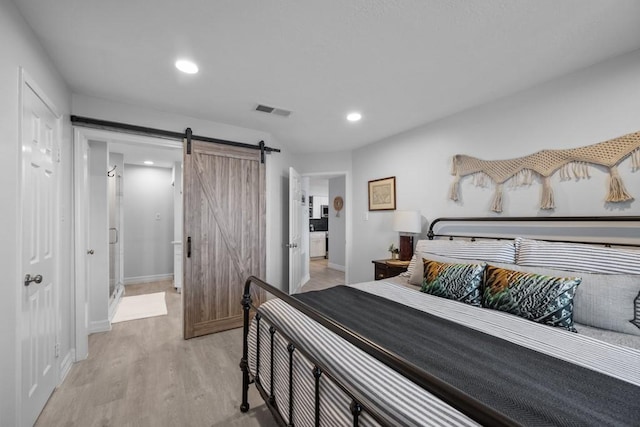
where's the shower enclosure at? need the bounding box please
[108,153,125,310]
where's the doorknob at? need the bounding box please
[24,274,43,286]
[87,249,95,255]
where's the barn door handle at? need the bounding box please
[24,274,43,287]
[187,236,191,258]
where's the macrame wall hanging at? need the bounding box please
[449,130,640,213]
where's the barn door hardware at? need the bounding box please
[69,115,280,159]
[186,127,193,155]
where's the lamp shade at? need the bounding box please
[393,210,421,233]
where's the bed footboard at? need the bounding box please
[240,277,382,426]
[239,276,517,427]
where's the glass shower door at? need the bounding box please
[108,168,124,304]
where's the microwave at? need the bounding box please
[321,205,329,217]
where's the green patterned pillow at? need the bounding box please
[482,265,581,331]
[420,259,486,306]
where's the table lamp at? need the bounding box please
[393,210,422,261]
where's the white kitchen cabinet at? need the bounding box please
[309,231,326,258]
[311,196,328,218]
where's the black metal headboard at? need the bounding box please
[427,216,640,248]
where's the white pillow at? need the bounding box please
[405,239,516,278]
[516,237,640,275]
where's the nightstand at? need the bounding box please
[372,259,409,280]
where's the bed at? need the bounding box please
[239,216,640,426]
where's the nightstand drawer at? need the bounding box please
[372,259,408,280]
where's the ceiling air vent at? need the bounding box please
[255,104,292,118]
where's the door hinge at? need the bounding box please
[55,343,60,358]
[187,236,191,258]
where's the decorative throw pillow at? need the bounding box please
[482,264,581,331]
[634,292,640,330]
[420,259,486,306]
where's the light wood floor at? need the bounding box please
[37,261,344,427]
[300,259,345,293]
[35,280,277,427]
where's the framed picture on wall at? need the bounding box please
[368,176,396,211]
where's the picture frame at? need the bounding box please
[368,176,396,211]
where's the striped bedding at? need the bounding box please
[247,280,640,426]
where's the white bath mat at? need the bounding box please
[111,292,167,323]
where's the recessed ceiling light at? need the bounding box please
[175,59,199,74]
[144,160,154,165]
[347,112,362,122]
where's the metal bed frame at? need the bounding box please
[240,216,640,426]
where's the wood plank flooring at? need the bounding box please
[300,259,345,293]
[37,261,344,427]
[36,280,276,427]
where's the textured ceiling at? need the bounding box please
[15,0,640,153]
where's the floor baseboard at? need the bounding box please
[124,274,174,285]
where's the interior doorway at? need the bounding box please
[73,127,183,359]
[300,172,348,292]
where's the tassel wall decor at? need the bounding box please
[450,130,640,212]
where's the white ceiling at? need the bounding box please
[15,0,640,154]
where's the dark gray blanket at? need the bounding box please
[294,286,640,426]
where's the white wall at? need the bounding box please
[0,0,72,424]
[328,176,346,269]
[72,94,293,291]
[309,179,328,198]
[294,150,352,175]
[123,164,174,281]
[350,50,640,282]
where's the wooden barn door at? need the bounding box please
[183,140,266,339]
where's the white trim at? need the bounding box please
[327,263,346,272]
[73,127,183,150]
[15,65,25,427]
[108,284,125,321]
[124,273,174,285]
[301,273,310,287]
[89,320,112,334]
[58,351,74,384]
[73,129,89,361]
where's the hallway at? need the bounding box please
[300,259,345,293]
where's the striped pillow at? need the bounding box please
[516,238,640,275]
[405,239,516,277]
